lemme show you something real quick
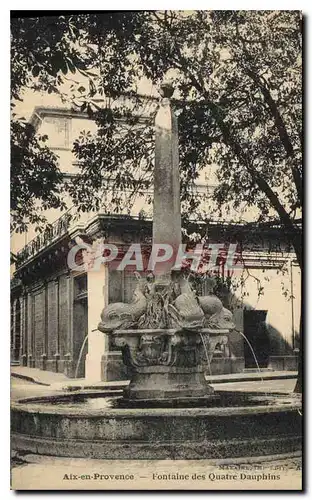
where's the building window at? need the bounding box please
[74,274,88,301]
[43,116,71,149]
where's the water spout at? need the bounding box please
[236,329,264,383]
[198,331,212,376]
[74,334,88,379]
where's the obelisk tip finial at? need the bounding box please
[160,80,174,98]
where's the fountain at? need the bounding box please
[11,81,302,460]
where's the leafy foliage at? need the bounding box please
[11,11,302,261]
[62,11,302,265]
[10,119,66,233]
[11,15,93,100]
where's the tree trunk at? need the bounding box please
[294,313,302,393]
[290,234,302,394]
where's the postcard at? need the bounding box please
[10,9,303,491]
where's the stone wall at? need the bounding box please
[58,276,70,372]
[46,281,58,370]
[21,274,75,374]
[33,289,45,368]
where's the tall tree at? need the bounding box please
[10,14,95,234]
[10,12,151,233]
[11,12,302,389]
[68,11,302,263]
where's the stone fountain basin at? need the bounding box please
[11,390,302,460]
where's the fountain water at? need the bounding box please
[74,333,88,379]
[198,331,212,376]
[236,330,264,381]
[11,80,302,460]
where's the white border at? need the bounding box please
[2,5,310,498]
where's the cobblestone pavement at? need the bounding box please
[11,375,298,401]
[11,377,64,401]
[213,378,297,393]
[12,365,297,387]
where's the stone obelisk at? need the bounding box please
[98,79,221,400]
[153,81,181,281]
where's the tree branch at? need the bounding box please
[233,16,302,204]
[173,50,302,267]
[244,65,302,203]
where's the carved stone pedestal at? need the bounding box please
[112,328,216,401]
[125,365,213,401]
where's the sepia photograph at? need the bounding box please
[10,9,303,491]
